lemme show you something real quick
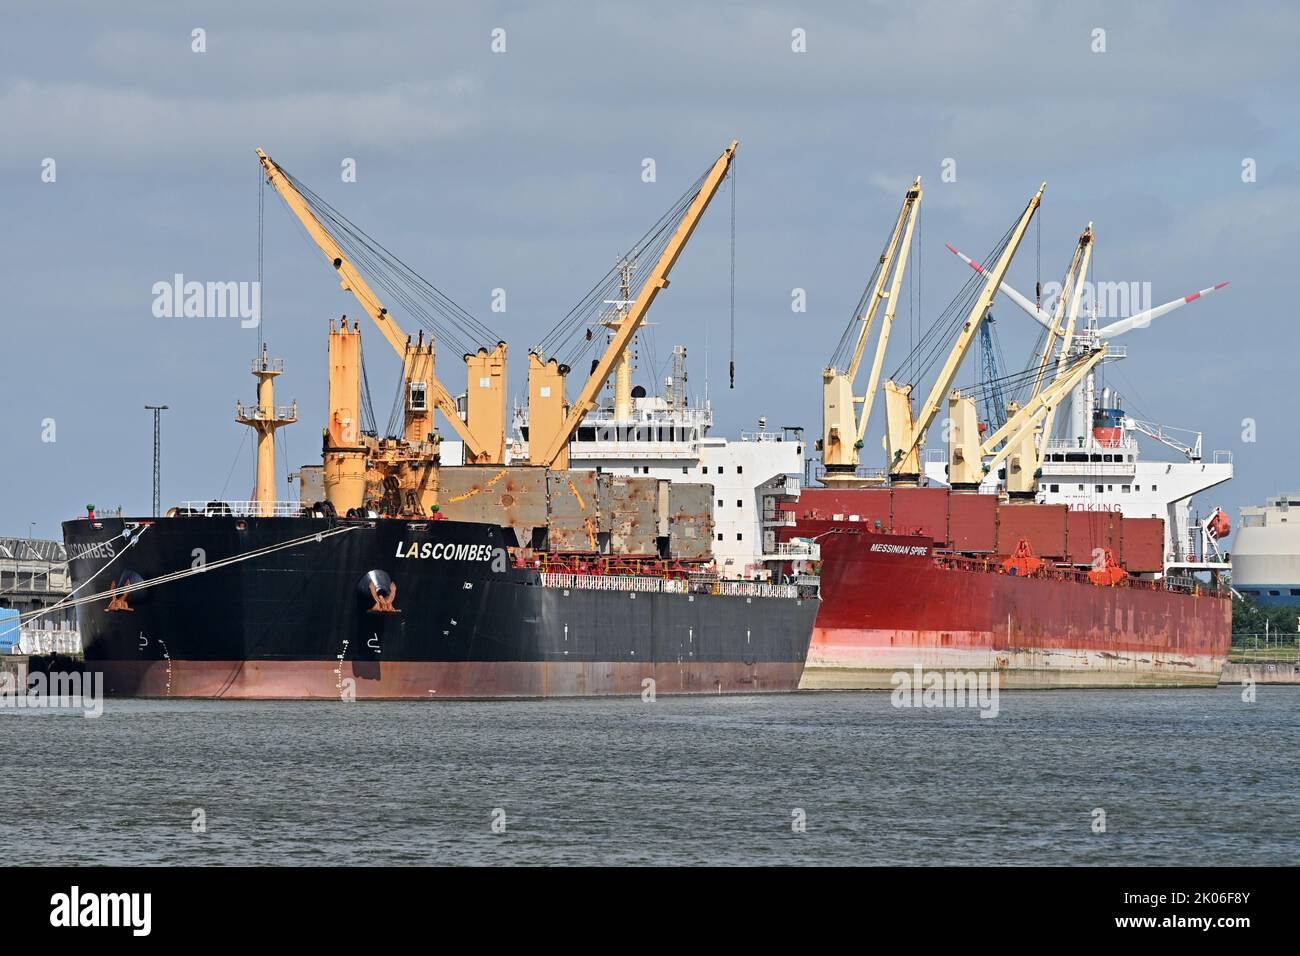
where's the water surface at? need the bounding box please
[2,687,1295,865]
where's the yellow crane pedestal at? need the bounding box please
[236,346,298,517]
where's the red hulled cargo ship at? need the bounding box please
[784,488,1230,689]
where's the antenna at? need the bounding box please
[144,404,169,516]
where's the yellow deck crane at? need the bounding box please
[1013,223,1094,495]
[820,177,922,487]
[883,183,1046,484]
[528,140,739,469]
[256,149,508,480]
[948,223,1094,492]
[965,345,1107,494]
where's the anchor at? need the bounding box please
[368,578,398,613]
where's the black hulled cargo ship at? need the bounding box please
[66,513,818,699]
[65,139,821,699]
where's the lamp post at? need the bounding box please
[145,405,169,517]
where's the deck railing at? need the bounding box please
[538,571,804,600]
[933,552,1224,597]
[179,500,304,517]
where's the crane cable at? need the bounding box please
[536,163,713,369]
[274,162,500,358]
[357,331,378,437]
[258,168,265,355]
[828,222,895,371]
[15,524,153,625]
[888,217,1017,386]
[729,158,736,389]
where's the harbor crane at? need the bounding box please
[819,177,923,487]
[977,317,1008,432]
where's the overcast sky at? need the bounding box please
[3,1,1297,538]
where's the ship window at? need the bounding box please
[1107,485,1114,491]
[1091,454,1102,462]
[736,533,743,541]
[1152,485,1157,492]
[682,467,688,474]
[717,533,723,541]
[737,465,743,473]
[718,499,724,508]
[1103,455,1112,462]
[1135,485,1141,491]
[1269,590,1281,596]
[1078,484,1084,491]
[1095,485,1103,493]
[1122,485,1131,493]
[1049,484,1059,492]
[702,466,708,474]
[1291,589,1300,596]
[1128,455,1134,462]
[737,500,743,508]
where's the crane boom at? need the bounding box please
[1029,224,1094,464]
[821,177,922,479]
[980,347,1106,455]
[846,178,920,382]
[856,179,922,447]
[533,140,739,468]
[981,348,1106,478]
[1028,224,1091,402]
[256,148,491,459]
[885,183,1045,479]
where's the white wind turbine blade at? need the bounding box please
[945,243,1053,330]
[1095,282,1229,339]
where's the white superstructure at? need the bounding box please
[929,243,1233,569]
[925,392,1232,566]
[509,348,809,581]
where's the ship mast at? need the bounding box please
[602,260,637,422]
[236,344,298,516]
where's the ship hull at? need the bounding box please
[64,517,818,700]
[81,659,807,699]
[801,529,1230,690]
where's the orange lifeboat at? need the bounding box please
[1088,547,1128,586]
[1001,538,1044,577]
